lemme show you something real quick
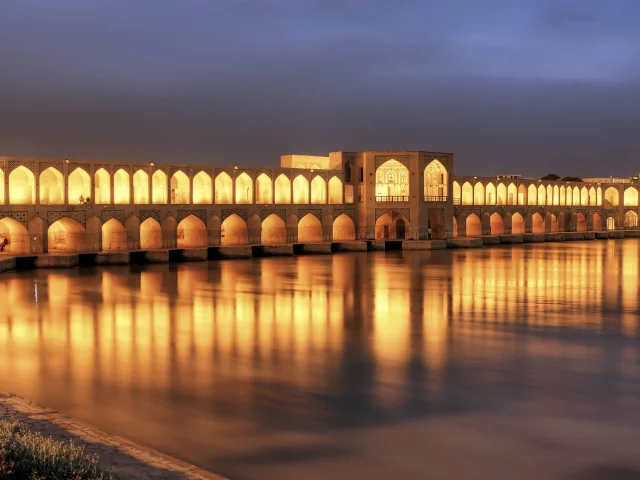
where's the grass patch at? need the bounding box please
[0,418,118,479]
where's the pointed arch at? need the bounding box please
[133,169,149,204]
[0,168,4,204]
[512,212,525,234]
[588,187,596,206]
[592,212,602,232]
[48,217,85,252]
[490,213,504,235]
[485,182,496,205]
[537,184,546,205]
[235,172,253,204]
[528,184,537,205]
[553,185,559,206]
[375,159,409,199]
[293,175,309,204]
[565,185,572,206]
[310,175,326,204]
[275,174,291,204]
[140,217,162,249]
[113,169,130,204]
[170,170,190,204]
[604,187,619,207]
[466,213,481,236]
[473,183,484,205]
[624,211,638,228]
[192,171,212,204]
[68,168,91,205]
[328,176,343,204]
[333,214,356,241]
[256,173,273,204]
[94,168,110,204]
[572,186,580,206]
[102,218,126,251]
[624,187,638,207]
[453,181,461,204]
[496,183,506,205]
[507,183,517,205]
[221,214,248,245]
[423,159,448,198]
[0,217,29,253]
[461,182,473,205]
[298,213,323,242]
[597,186,602,206]
[517,184,526,205]
[547,185,553,205]
[177,214,207,247]
[39,166,64,205]
[580,186,588,207]
[560,185,566,206]
[215,172,233,204]
[9,166,35,205]
[261,213,287,244]
[152,170,167,204]
[532,212,544,234]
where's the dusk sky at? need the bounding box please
[1,0,638,176]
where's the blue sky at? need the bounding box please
[1,0,638,176]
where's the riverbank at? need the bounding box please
[0,231,638,273]
[0,394,226,480]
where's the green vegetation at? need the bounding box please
[0,418,117,480]
[560,176,583,182]
[540,173,560,180]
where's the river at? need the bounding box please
[2,241,640,479]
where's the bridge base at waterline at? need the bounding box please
[294,243,333,255]
[401,240,447,250]
[446,238,484,248]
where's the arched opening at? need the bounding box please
[624,211,638,228]
[507,183,517,205]
[607,217,616,231]
[604,187,619,207]
[592,213,602,232]
[375,211,411,240]
[537,184,546,205]
[171,170,190,204]
[597,187,602,206]
[528,185,537,205]
[9,166,35,205]
[328,176,343,204]
[298,213,323,242]
[453,181,461,204]
[256,173,272,204]
[345,185,354,204]
[490,213,504,235]
[547,185,553,205]
[429,211,445,239]
[102,218,126,251]
[576,213,586,232]
[497,183,506,205]
[557,212,566,232]
[580,187,588,207]
[512,212,525,234]
[94,168,111,204]
[68,168,90,205]
[375,159,409,200]
[560,186,566,206]
[566,185,573,206]
[113,169,130,204]
[461,182,473,205]
[48,217,85,252]
[517,184,526,205]
[275,174,291,204]
[549,213,558,233]
[140,218,162,249]
[193,171,212,204]
[466,213,481,236]
[473,183,484,205]
[624,188,638,207]
[235,172,253,204]
[333,214,356,241]
[152,170,167,204]
[0,218,29,253]
[221,214,248,245]
[261,214,287,244]
[423,160,448,199]
[39,167,64,205]
[310,175,326,204]
[215,172,233,204]
[532,212,544,234]
[177,214,207,248]
[452,217,458,237]
[133,170,149,204]
[589,187,596,206]
[485,183,496,205]
[293,175,309,204]
[553,185,560,206]
[572,186,580,206]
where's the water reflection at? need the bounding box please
[1,240,640,479]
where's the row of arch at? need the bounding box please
[0,166,350,206]
[453,211,638,237]
[0,213,359,254]
[374,159,449,199]
[453,181,640,208]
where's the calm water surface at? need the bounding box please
[2,241,640,480]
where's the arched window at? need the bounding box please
[39,167,64,205]
[68,168,90,205]
[235,172,253,204]
[497,183,506,205]
[453,181,461,204]
[375,159,409,200]
[256,173,272,204]
[473,183,484,205]
[113,169,130,204]
[170,170,190,204]
[553,185,559,205]
[328,176,343,204]
[537,184,546,205]
[624,211,638,227]
[485,183,496,205]
[152,170,167,204]
[193,171,212,204]
[133,170,149,204]
[624,187,638,207]
[461,182,473,205]
[9,166,35,205]
[528,185,537,205]
[507,183,517,205]
[215,172,233,204]
[572,186,580,206]
[94,168,111,204]
[274,174,291,204]
[293,175,309,204]
[588,187,596,206]
[580,187,588,207]
[423,160,447,199]
[310,175,326,204]
[604,187,619,206]
[560,186,566,205]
